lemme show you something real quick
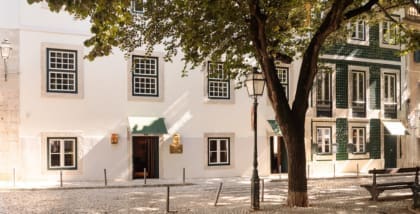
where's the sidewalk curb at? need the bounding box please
[269,175,371,182]
[0,182,195,191]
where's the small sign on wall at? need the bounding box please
[170,133,183,154]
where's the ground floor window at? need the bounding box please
[208,137,230,166]
[316,127,331,154]
[351,127,366,153]
[47,137,77,169]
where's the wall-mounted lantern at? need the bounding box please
[0,39,12,81]
[111,133,119,144]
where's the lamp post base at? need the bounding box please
[251,175,260,210]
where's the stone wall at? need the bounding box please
[0,29,19,180]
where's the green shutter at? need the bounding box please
[336,118,348,160]
[369,119,381,159]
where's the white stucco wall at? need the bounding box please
[2,0,278,181]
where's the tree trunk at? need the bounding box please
[285,120,308,207]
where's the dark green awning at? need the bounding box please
[267,120,282,136]
[129,117,168,134]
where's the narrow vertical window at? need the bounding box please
[132,56,159,97]
[316,71,332,117]
[351,20,366,41]
[276,66,289,99]
[208,138,230,165]
[382,20,398,45]
[47,48,77,93]
[352,70,366,117]
[316,127,331,154]
[208,62,230,99]
[47,137,77,169]
[384,73,397,118]
[351,127,366,153]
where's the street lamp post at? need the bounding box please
[245,67,266,210]
[0,39,12,81]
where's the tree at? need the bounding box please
[28,0,420,207]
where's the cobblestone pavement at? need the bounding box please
[0,176,418,213]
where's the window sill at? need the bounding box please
[349,152,370,159]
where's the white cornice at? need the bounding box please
[320,54,401,66]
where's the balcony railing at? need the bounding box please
[352,101,366,117]
[316,100,332,117]
[405,7,420,22]
[384,103,397,119]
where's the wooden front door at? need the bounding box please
[270,136,288,173]
[132,136,159,179]
[384,132,397,168]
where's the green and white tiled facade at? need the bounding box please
[304,19,408,174]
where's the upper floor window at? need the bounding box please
[351,127,365,153]
[316,71,332,117]
[132,55,159,97]
[47,137,77,170]
[350,20,366,41]
[383,72,398,118]
[208,137,230,166]
[207,62,230,99]
[351,70,366,117]
[131,0,144,13]
[316,127,331,154]
[380,17,400,48]
[276,66,289,99]
[47,48,78,94]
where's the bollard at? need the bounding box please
[357,163,359,177]
[333,162,336,178]
[13,168,15,187]
[279,165,282,180]
[166,186,170,212]
[307,165,310,179]
[182,168,185,184]
[144,168,147,185]
[214,182,223,206]
[104,169,108,186]
[60,170,63,187]
[261,179,264,202]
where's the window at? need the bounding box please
[132,55,159,97]
[208,62,230,99]
[131,0,144,13]
[316,71,332,117]
[46,48,77,93]
[316,127,331,154]
[383,72,397,118]
[208,138,230,165]
[350,20,366,41]
[351,127,365,153]
[47,137,77,169]
[276,66,289,99]
[414,50,420,63]
[351,70,366,117]
[381,20,399,46]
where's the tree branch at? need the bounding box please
[344,0,378,20]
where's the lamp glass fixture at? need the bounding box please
[245,67,266,97]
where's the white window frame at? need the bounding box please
[46,48,78,93]
[132,55,159,97]
[348,66,369,117]
[208,137,230,166]
[351,127,366,153]
[41,43,84,99]
[348,122,370,159]
[316,127,332,154]
[316,71,332,112]
[131,0,144,13]
[348,20,369,46]
[207,62,231,100]
[379,17,400,49]
[47,137,77,170]
[381,68,400,118]
[275,65,289,99]
[128,51,164,102]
